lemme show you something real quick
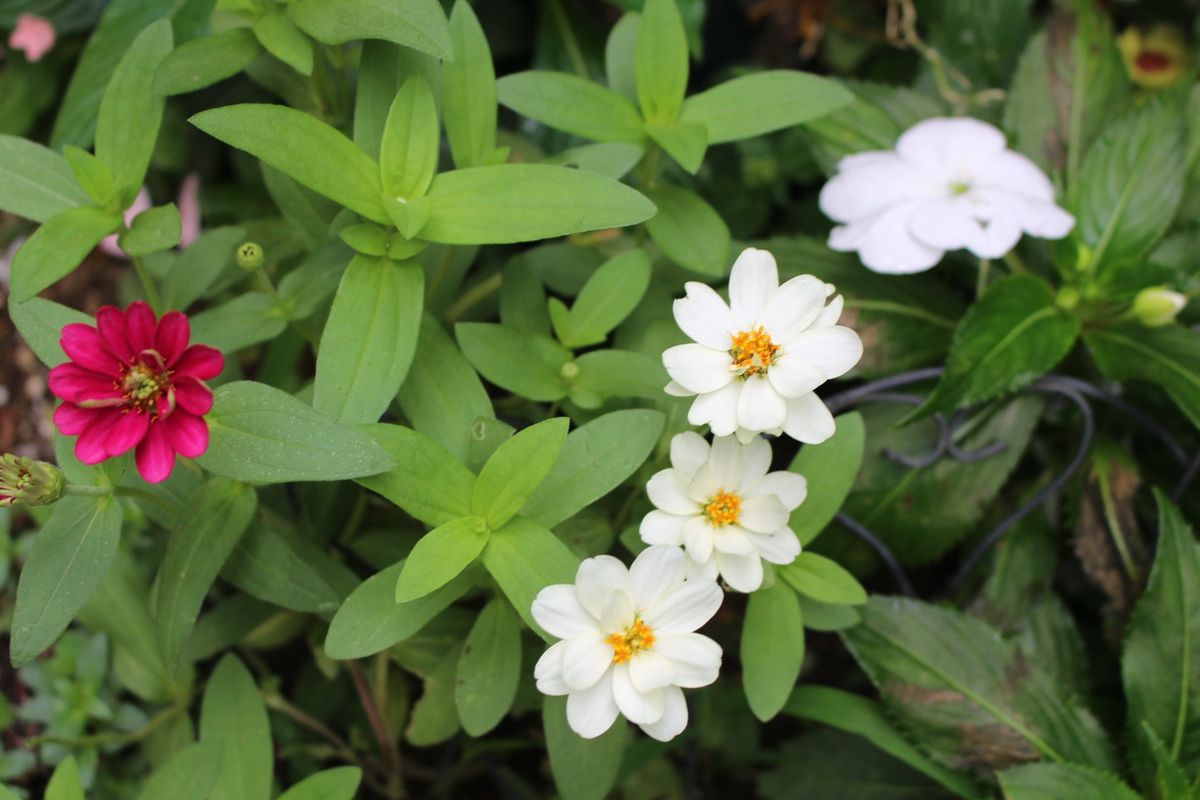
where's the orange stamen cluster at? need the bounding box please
[730,326,778,377]
[704,490,742,527]
[606,619,656,664]
[119,359,171,415]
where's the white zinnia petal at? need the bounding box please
[683,515,715,563]
[728,248,779,328]
[629,545,686,609]
[784,326,864,382]
[715,551,765,592]
[688,381,741,436]
[600,590,636,632]
[782,392,837,444]
[663,344,734,394]
[750,471,808,510]
[670,431,710,478]
[566,669,620,738]
[664,380,694,397]
[639,685,689,742]
[673,282,734,350]
[737,436,772,491]
[574,556,629,618]
[737,494,790,534]
[737,377,787,431]
[749,528,802,565]
[532,585,598,639]
[653,633,722,688]
[534,641,570,695]
[767,356,825,398]
[698,435,742,492]
[646,580,724,634]
[629,651,677,692]
[562,634,613,691]
[813,295,844,329]
[612,664,664,724]
[640,510,690,546]
[646,469,697,515]
[713,525,757,555]
[757,275,827,343]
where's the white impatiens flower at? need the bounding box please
[531,545,723,742]
[662,247,862,444]
[819,117,1076,274]
[640,433,807,592]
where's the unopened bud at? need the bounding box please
[1056,287,1080,311]
[560,361,580,381]
[237,241,264,271]
[1132,287,1186,328]
[0,455,65,508]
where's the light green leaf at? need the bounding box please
[396,517,489,602]
[482,516,580,637]
[645,119,706,173]
[9,298,93,367]
[779,552,867,605]
[407,640,464,746]
[1085,324,1200,429]
[189,104,388,224]
[222,523,342,615]
[787,412,863,545]
[636,0,688,123]
[342,222,391,257]
[544,694,628,800]
[289,0,451,58]
[136,742,223,800]
[500,257,550,335]
[381,75,439,200]
[254,10,314,76]
[443,0,497,168]
[456,322,571,401]
[44,756,84,800]
[643,184,729,277]
[422,164,655,244]
[200,654,273,800]
[313,256,424,425]
[154,28,263,96]
[357,423,477,527]
[558,249,651,347]
[605,12,640,103]
[64,145,117,210]
[188,293,287,353]
[10,206,122,301]
[262,165,339,251]
[276,768,362,800]
[797,596,861,632]
[200,381,396,484]
[997,763,1139,800]
[497,71,645,142]
[10,495,122,666]
[119,204,182,257]
[682,70,852,143]
[473,418,569,529]
[161,225,247,310]
[456,597,522,736]
[0,135,91,222]
[741,581,805,721]
[544,141,644,179]
[156,479,257,674]
[95,19,173,202]
[569,349,667,407]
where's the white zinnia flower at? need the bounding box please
[819,117,1075,274]
[662,247,862,444]
[531,545,723,742]
[640,433,806,592]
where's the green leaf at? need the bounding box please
[522,409,665,528]
[456,322,571,401]
[156,479,257,674]
[189,104,389,224]
[357,423,477,527]
[544,142,645,179]
[381,75,439,200]
[921,0,1031,87]
[263,165,339,252]
[1142,722,1193,800]
[842,596,1117,771]
[1003,30,1058,173]
[407,638,465,746]
[643,184,730,276]
[199,654,273,800]
[500,257,551,335]
[119,204,182,257]
[200,381,396,483]
[254,10,314,76]
[64,146,117,210]
[1122,491,1200,779]
[605,12,640,102]
[482,516,580,637]
[136,742,223,800]
[10,206,122,301]
[780,553,867,605]
[783,686,983,800]
[497,71,645,142]
[44,756,84,800]
[342,222,391,257]
[544,694,628,800]
[422,164,655,244]
[10,495,122,666]
[558,249,651,347]
[0,135,91,222]
[644,119,706,173]
[9,298,93,367]
[95,19,173,202]
[443,0,497,168]
[741,581,805,721]
[681,70,851,144]
[188,293,287,353]
[277,768,362,800]
[325,560,474,659]
[473,418,569,529]
[569,350,668,407]
[636,0,688,123]
[456,597,522,735]
[161,225,247,310]
[154,28,263,96]
[787,412,863,545]
[915,275,1079,418]
[797,596,861,632]
[1085,324,1200,428]
[800,81,940,173]
[467,417,515,472]
[313,256,423,425]
[997,763,1139,800]
[288,0,451,57]
[396,517,490,602]
[221,523,342,615]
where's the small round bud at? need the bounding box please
[1132,287,1187,328]
[236,242,264,271]
[560,361,580,381]
[1055,287,1081,311]
[0,454,65,508]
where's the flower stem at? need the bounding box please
[64,483,112,496]
[975,258,991,298]
[1002,250,1029,274]
[445,273,502,322]
[349,660,405,798]
[547,0,590,80]
[132,256,164,313]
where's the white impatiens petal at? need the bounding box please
[574,555,630,618]
[715,551,765,592]
[647,579,724,634]
[629,651,677,692]
[966,204,1023,259]
[640,510,690,547]
[669,430,710,478]
[737,376,787,432]
[566,669,620,738]
[629,545,687,609]
[688,381,741,437]
[749,528,802,565]
[683,515,715,563]
[534,641,570,695]
[782,392,836,444]
[646,469,697,515]
[728,248,779,329]
[767,355,825,398]
[907,197,989,253]
[532,585,599,639]
[853,201,945,275]
[673,282,735,350]
[757,275,827,343]
[663,344,734,395]
[818,151,931,223]
[750,471,808,511]
[654,632,722,688]
[976,187,1075,239]
[896,117,1006,174]
[977,149,1056,202]
[737,436,772,491]
[562,633,614,691]
[713,525,758,555]
[612,663,665,724]
[784,326,863,382]
[737,494,790,534]
[813,294,844,329]
[639,685,689,742]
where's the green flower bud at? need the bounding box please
[559,361,580,381]
[0,454,65,508]
[1132,287,1187,328]
[1055,287,1081,311]
[236,241,264,271]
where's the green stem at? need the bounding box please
[445,273,502,322]
[547,0,590,80]
[1097,468,1139,584]
[132,256,164,313]
[349,660,405,799]
[1002,250,1029,274]
[64,484,111,496]
[28,697,188,748]
[975,258,991,298]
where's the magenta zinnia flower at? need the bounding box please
[49,302,224,483]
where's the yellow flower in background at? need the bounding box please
[1118,24,1192,89]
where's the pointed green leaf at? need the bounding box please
[9,298,93,367]
[1085,323,1200,429]
[396,516,489,602]
[681,70,852,143]
[44,756,84,800]
[288,0,452,59]
[779,553,867,605]
[605,12,640,103]
[119,204,182,257]
[544,694,628,800]
[221,523,342,615]
[136,742,223,800]
[544,141,645,179]
[643,184,729,276]
[0,135,91,222]
[154,28,264,96]
[742,581,805,721]
[997,763,1139,800]
[473,418,569,529]
[200,655,273,800]
[482,516,580,637]
[357,423,477,527]
[277,768,362,800]
[787,411,863,545]
[254,10,314,75]
[636,0,688,123]
[645,119,706,173]
[569,349,667,407]
[443,0,497,168]
[381,75,439,200]
[456,322,571,402]
[497,71,645,142]
[456,597,522,735]
[560,249,651,347]
[10,206,122,301]
[63,146,117,210]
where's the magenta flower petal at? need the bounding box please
[54,403,99,436]
[9,14,55,62]
[173,376,214,416]
[156,311,190,365]
[96,305,135,361]
[166,412,209,458]
[174,344,224,380]
[48,364,120,404]
[76,412,118,464]
[104,411,150,457]
[125,301,158,354]
[135,423,176,483]
[61,323,123,376]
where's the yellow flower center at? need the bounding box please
[730,326,778,377]
[704,489,742,527]
[121,364,170,412]
[606,618,656,664]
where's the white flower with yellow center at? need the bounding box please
[663,247,862,444]
[531,545,723,742]
[640,433,806,592]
